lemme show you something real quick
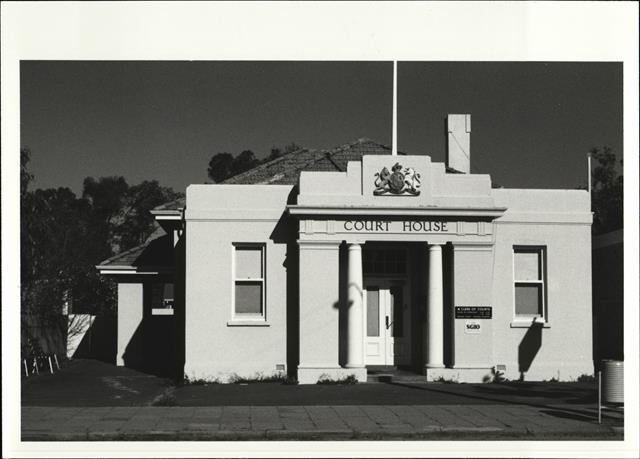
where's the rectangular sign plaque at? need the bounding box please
[455,306,492,319]
[464,321,482,334]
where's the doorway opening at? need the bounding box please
[363,245,412,369]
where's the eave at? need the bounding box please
[150,209,183,220]
[95,265,174,275]
[287,205,507,219]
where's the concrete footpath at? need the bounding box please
[22,404,623,441]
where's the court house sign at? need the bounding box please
[343,220,450,233]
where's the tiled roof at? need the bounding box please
[97,227,173,269]
[153,198,185,212]
[224,138,394,185]
[104,139,395,270]
[152,138,396,212]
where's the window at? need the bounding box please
[513,247,546,320]
[363,248,407,275]
[366,286,380,337]
[233,244,265,319]
[151,283,174,315]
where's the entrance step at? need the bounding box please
[366,367,426,383]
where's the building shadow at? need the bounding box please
[121,282,182,379]
[518,322,543,380]
[338,242,348,367]
[269,197,300,379]
[69,315,117,364]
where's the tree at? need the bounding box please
[22,149,183,321]
[207,152,234,183]
[208,143,301,183]
[267,147,283,162]
[21,147,34,197]
[283,142,301,155]
[81,176,130,258]
[590,146,623,235]
[266,142,301,162]
[116,180,183,250]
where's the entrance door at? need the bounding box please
[364,280,411,366]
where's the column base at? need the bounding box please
[424,363,445,369]
[297,366,367,384]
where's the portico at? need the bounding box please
[288,153,506,383]
[291,215,502,383]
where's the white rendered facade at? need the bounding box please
[175,154,593,383]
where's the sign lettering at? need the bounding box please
[342,220,450,233]
[455,306,492,319]
[465,321,482,334]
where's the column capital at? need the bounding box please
[297,240,341,251]
[451,241,494,252]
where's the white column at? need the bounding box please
[426,244,444,369]
[346,243,365,369]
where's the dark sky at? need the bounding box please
[20,61,621,195]
[398,62,623,189]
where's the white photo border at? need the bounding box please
[2,2,638,458]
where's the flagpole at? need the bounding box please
[392,60,397,156]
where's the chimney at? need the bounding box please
[446,114,471,173]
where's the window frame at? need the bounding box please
[231,243,266,322]
[363,247,408,277]
[512,246,547,323]
[151,282,175,316]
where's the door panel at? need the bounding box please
[389,284,410,365]
[365,280,411,366]
[365,286,385,365]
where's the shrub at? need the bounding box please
[229,372,288,384]
[316,374,358,385]
[282,376,299,385]
[577,373,596,383]
[433,376,458,384]
[182,375,220,386]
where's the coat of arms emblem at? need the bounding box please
[374,162,421,196]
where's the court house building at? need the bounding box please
[97,115,594,384]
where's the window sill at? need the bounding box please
[152,308,174,316]
[227,320,270,327]
[510,319,550,328]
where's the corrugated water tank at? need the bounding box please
[602,360,624,404]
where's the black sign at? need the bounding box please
[455,306,492,319]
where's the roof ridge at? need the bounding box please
[97,241,150,266]
[222,146,310,183]
[322,151,344,171]
[97,228,167,266]
[297,152,342,173]
[154,196,185,211]
[328,138,391,154]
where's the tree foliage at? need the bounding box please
[231,150,260,176]
[21,149,183,322]
[207,152,234,183]
[590,146,623,235]
[116,180,183,249]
